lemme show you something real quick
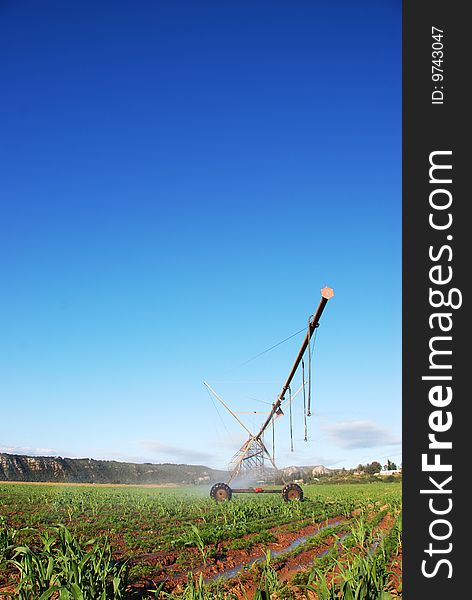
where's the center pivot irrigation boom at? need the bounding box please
[206,286,334,502]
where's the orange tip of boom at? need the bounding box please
[321,287,334,299]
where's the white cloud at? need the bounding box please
[0,444,58,456]
[140,440,214,463]
[322,420,401,450]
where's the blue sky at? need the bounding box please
[0,1,401,471]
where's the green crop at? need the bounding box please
[7,524,129,599]
[0,481,401,598]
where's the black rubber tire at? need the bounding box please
[210,482,233,502]
[282,483,304,502]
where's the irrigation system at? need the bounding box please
[206,286,334,502]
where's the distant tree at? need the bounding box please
[384,459,398,471]
[365,461,382,475]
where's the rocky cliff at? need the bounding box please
[0,453,227,485]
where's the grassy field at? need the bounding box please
[0,481,402,599]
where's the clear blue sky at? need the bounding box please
[0,1,401,471]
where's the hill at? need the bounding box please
[280,465,335,478]
[0,453,227,485]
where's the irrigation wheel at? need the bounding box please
[210,482,233,502]
[282,483,304,502]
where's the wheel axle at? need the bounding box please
[210,483,303,502]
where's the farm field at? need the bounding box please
[0,481,402,599]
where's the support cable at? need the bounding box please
[307,316,312,416]
[307,326,318,417]
[204,382,231,437]
[289,385,294,452]
[302,358,308,442]
[237,326,308,368]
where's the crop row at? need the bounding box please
[0,482,401,598]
